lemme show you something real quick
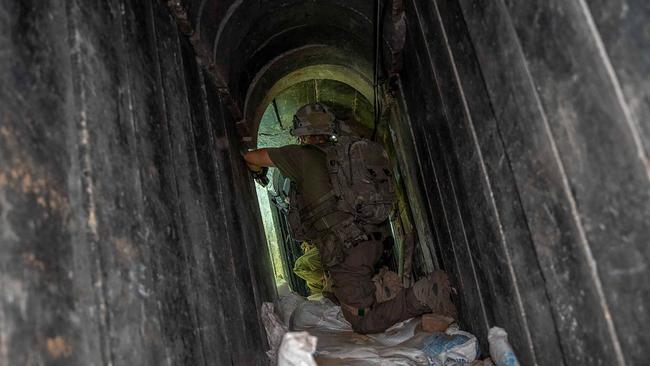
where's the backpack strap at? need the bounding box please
[299,190,337,222]
[297,140,368,238]
[303,142,348,214]
[297,143,342,225]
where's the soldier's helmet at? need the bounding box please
[290,102,337,137]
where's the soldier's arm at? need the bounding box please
[243,149,275,171]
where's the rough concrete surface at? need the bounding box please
[1,0,648,365]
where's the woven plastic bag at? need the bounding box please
[421,325,479,365]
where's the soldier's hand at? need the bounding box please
[251,166,269,187]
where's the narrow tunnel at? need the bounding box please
[1,0,648,365]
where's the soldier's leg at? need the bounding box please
[344,287,430,334]
[328,240,382,313]
[329,240,456,334]
[346,272,457,334]
[328,240,428,333]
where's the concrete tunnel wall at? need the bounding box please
[0,0,275,365]
[394,1,649,365]
[1,0,648,365]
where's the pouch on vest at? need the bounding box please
[322,136,396,224]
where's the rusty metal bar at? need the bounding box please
[165,0,243,121]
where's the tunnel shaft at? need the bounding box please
[1,0,649,365]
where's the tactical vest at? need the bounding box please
[287,136,396,267]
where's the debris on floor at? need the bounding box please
[488,327,520,366]
[278,287,307,325]
[420,325,479,365]
[263,292,520,366]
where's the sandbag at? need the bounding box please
[278,332,318,366]
[421,325,479,366]
[261,302,289,363]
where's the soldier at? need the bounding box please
[244,102,456,334]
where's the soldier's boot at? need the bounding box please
[412,270,458,319]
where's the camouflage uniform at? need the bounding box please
[268,145,454,333]
[265,102,456,333]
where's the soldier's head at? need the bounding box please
[290,102,337,144]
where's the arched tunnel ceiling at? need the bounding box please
[257,79,374,148]
[185,0,379,144]
[244,51,375,145]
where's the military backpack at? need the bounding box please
[321,136,396,224]
[285,136,396,266]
